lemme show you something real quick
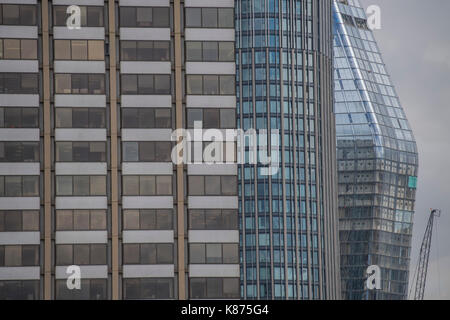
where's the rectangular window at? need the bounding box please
[54,40,104,61]
[55,108,105,128]
[56,244,107,265]
[185,8,234,28]
[0,210,39,232]
[189,278,239,299]
[187,108,235,129]
[119,7,170,27]
[55,74,105,94]
[1,5,36,25]
[188,176,237,196]
[188,209,237,230]
[122,108,171,129]
[0,142,39,162]
[53,6,103,27]
[0,73,38,94]
[186,75,235,95]
[120,74,170,95]
[56,142,106,162]
[0,245,39,267]
[122,141,172,162]
[186,41,234,62]
[123,278,173,299]
[55,176,106,196]
[0,39,37,60]
[122,175,172,196]
[123,209,173,230]
[0,280,39,300]
[120,41,170,61]
[123,243,173,264]
[0,176,39,197]
[56,279,106,300]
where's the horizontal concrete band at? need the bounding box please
[119,0,169,7]
[121,129,172,141]
[122,230,174,243]
[122,162,173,175]
[188,196,238,209]
[0,163,39,176]
[187,164,237,175]
[0,26,37,39]
[186,62,235,75]
[0,197,39,210]
[55,197,107,209]
[189,264,239,277]
[120,28,170,41]
[185,29,234,41]
[55,95,106,108]
[188,230,239,243]
[186,95,236,108]
[123,265,174,278]
[122,196,173,209]
[0,60,38,73]
[53,27,104,40]
[0,128,39,141]
[185,0,234,7]
[55,265,108,279]
[55,128,107,141]
[0,267,40,280]
[53,0,103,5]
[55,231,108,244]
[120,61,171,74]
[0,232,40,245]
[121,95,172,108]
[54,61,105,74]
[0,94,39,107]
[55,162,107,175]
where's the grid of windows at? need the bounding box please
[122,108,171,128]
[188,176,237,196]
[186,41,234,62]
[185,8,234,28]
[186,75,235,95]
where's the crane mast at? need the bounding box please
[410,209,440,300]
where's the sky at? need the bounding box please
[358,0,450,299]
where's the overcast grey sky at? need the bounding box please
[358,0,450,299]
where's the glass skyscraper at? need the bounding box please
[333,0,418,300]
[236,0,341,300]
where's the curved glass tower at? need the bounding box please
[333,0,419,300]
[236,0,340,299]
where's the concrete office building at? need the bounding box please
[236,0,341,299]
[333,0,418,299]
[0,0,239,299]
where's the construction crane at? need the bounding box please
[409,209,441,300]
